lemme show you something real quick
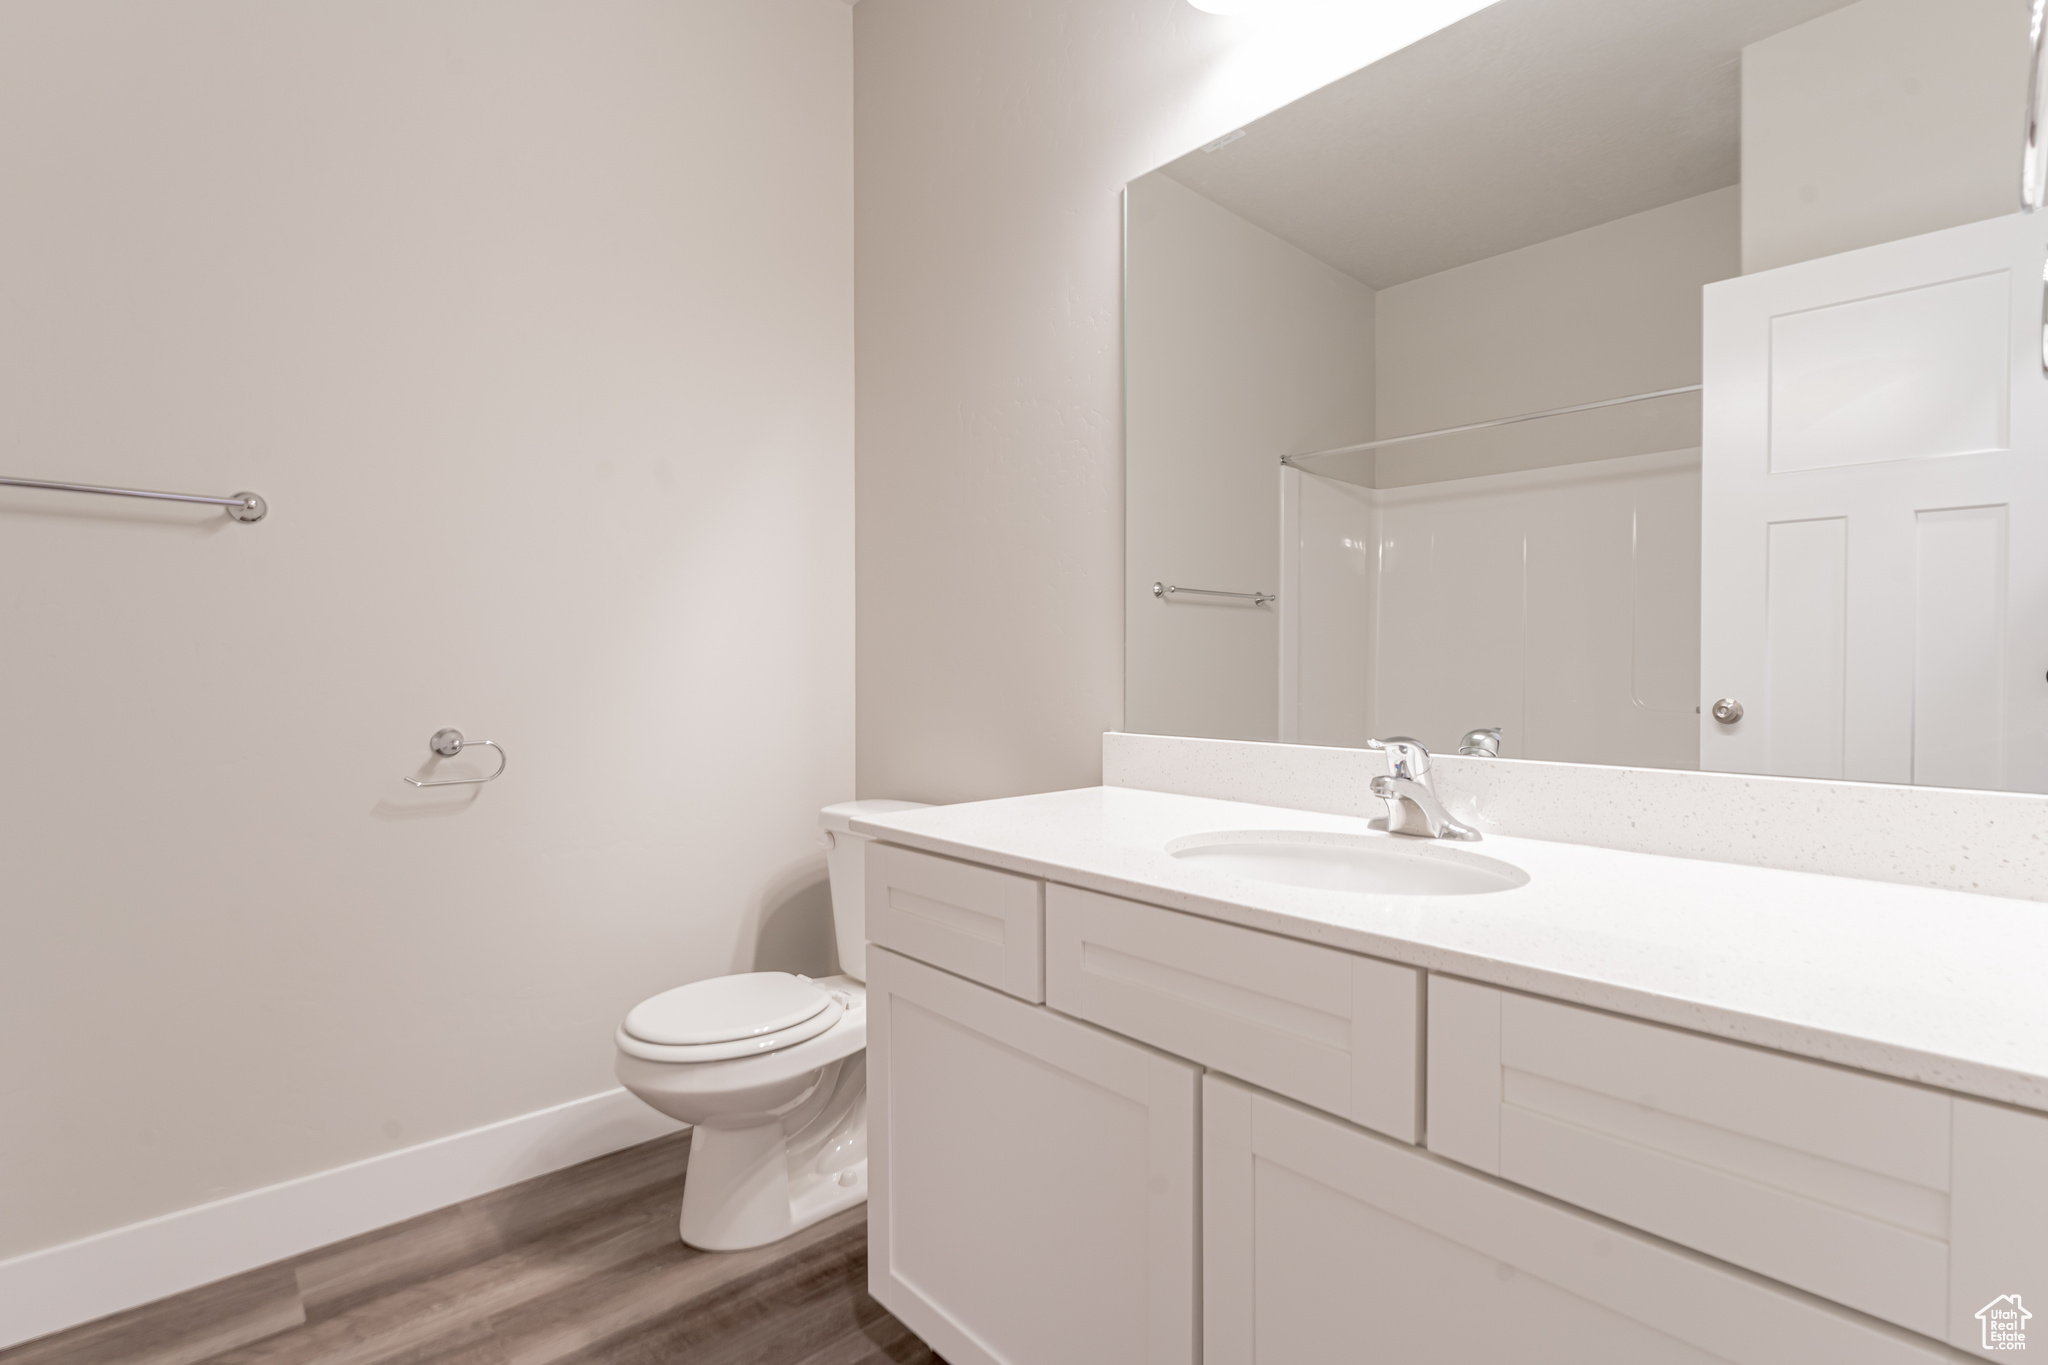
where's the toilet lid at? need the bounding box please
[622,972,831,1047]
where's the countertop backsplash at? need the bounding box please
[1103,732,2048,902]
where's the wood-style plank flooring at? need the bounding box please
[3,1133,939,1365]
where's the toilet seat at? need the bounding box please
[618,972,849,1063]
[627,972,831,1045]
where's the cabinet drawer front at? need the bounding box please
[1428,977,2048,1355]
[867,947,1198,1365]
[1207,1074,1950,1365]
[1046,883,1420,1141]
[865,843,1044,1001]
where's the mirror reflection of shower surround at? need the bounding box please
[1124,0,2048,794]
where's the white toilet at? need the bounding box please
[614,799,926,1251]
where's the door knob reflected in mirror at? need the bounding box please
[1710,698,1744,725]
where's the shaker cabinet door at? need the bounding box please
[1204,1073,1951,1365]
[1427,975,2048,1359]
[867,946,1199,1365]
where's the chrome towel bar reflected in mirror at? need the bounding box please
[0,474,265,522]
[405,728,508,787]
[1153,581,1274,606]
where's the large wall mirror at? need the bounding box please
[1125,0,2048,792]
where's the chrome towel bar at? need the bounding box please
[1153,581,1274,606]
[0,474,266,522]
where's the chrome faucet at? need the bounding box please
[1366,737,1481,841]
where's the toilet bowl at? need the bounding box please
[614,798,926,1251]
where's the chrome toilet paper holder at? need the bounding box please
[405,728,507,787]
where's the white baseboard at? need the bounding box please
[0,1087,685,1351]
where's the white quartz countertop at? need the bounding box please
[851,785,2048,1112]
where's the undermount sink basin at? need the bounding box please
[1165,830,1528,896]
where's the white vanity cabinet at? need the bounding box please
[1203,1073,1952,1365]
[862,839,2045,1364]
[866,945,1200,1365]
[1428,976,2048,1358]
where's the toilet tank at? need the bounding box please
[819,800,928,983]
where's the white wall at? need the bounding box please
[1124,172,1374,742]
[0,0,853,1263]
[1373,186,1738,485]
[852,0,1494,803]
[1741,0,2029,274]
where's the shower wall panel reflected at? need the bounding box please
[1367,451,1702,766]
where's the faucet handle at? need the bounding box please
[1366,735,1432,781]
[1458,727,1503,758]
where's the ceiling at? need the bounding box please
[1157,0,1856,289]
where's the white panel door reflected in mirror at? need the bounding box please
[1123,0,2048,793]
